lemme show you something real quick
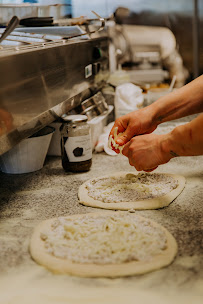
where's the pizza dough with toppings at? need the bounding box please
[30,212,177,277]
[78,172,185,210]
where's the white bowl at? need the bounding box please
[0,126,55,174]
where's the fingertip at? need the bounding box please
[116,138,124,145]
[144,167,158,172]
[116,133,130,146]
[121,146,128,157]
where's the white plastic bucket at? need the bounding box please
[0,126,55,174]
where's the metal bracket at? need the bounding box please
[64,11,105,40]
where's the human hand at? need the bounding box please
[122,133,173,172]
[109,108,158,151]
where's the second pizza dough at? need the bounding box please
[78,172,185,210]
[30,212,177,277]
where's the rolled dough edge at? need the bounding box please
[29,212,178,277]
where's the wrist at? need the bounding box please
[160,131,179,161]
[143,105,159,130]
[145,102,163,128]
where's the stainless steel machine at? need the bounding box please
[0,25,109,155]
[108,23,188,87]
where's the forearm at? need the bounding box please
[161,114,203,158]
[110,75,203,147]
[148,75,203,125]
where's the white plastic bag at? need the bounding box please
[115,83,144,119]
[95,122,117,156]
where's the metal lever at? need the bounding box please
[0,16,20,44]
[65,11,105,40]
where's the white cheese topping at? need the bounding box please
[86,173,178,203]
[108,127,124,154]
[41,213,167,264]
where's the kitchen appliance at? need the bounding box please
[121,44,169,84]
[0,22,109,156]
[108,24,187,86]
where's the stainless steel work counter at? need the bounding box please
[0,149,202,303]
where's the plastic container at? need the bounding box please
[0,126,55,174]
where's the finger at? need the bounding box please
[109,119,126,139]
[121,141,131,157]
[115,128,136,146]
[131,163,142,171]
[144,167,158,172]
[135,167,142,171]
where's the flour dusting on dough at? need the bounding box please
[86,173,178,203]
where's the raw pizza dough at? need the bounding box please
[30,212,177,277]
[78,172,185,210]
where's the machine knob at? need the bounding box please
[93,47,102,60]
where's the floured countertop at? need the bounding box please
[0,131,202,303]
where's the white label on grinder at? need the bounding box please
[65,135,92,162]
[85,64,92,78]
